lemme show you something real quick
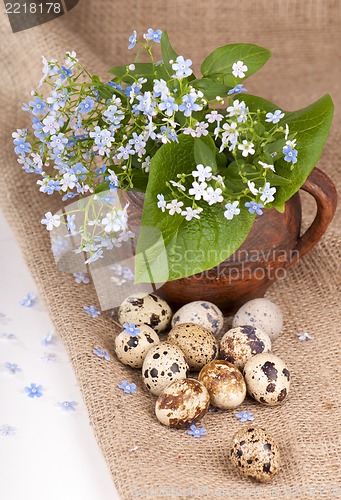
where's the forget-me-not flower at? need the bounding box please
[224,201,240,220]
[58,401,77,411]
[228,84,247,95]
[84,305,100,318]
[172,56,193,79]
[157,194,167,212]
[41,352,57,362]
[118,380,136,393]
[19,292,36,307]
[78,96,95,114]
[41,212,61,231]
[0,425,16,436]
[153,79,169,100]
[297,332,314,341]
[4,362,21,374]
[245,201,264,215]
[187,425,206,438]
[192,164,212,183]
[283,143,298,164]
[179,93,200,117]
[265,110,285,124]
[238,140,255,157]
[73,272,90,284]
[13,137,31,156]
[259,182,276,204]
[25,383,43,398]
[232,60,248,78]
[128,30,137,49]
[29,96,47,116]
[93,347,110,361]
[181,207,202,221]
[235,410,255,422]
[144,28,162,43]
[41,331,54,346]
[158,96,178,117]
[123,322,141,336]
[0,333,16,340]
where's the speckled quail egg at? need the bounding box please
[142,342,189,396]
[155,378,210,428]
[233,298,283,340]
[171,301,224,336]
[229,426,281,483]
[118,293,172,333]
[115,324,160,368]
[243,353,291,406]
[198,360,246,409]
[220,325,271,370]
[167,323,218,371]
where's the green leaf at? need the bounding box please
[193,137,217,171]
[160,31,178,76]
[129,169,149,192]
[191,77,230,100]
[201,44,271,87]
[242,93,334,210]
[135,135,255,282]
[94,181,109,194]
[217,151,228,169]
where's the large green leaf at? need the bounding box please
[201,44,271,87]
[160,31,178,76]
[193,136,218,171]
[135,135,255,282]
[191,77,231,100]
[242,93,334,211]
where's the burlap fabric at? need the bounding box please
[1,1,340,498]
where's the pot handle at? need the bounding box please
[289,167,337,265]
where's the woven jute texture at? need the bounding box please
[1,1,340,498]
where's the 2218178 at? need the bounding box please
[5,3,61,14]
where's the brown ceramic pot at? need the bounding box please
[124,168,337,313]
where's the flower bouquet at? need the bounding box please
[13,29,334,285]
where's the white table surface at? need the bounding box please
[0,210,120,500]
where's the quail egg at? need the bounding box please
[171,301,224,336]
[220,325,271,369]
[142,342,189,396]
[198,360,246,409]
[233,298,283,340]
[229,426,281,483]
[243,353,291,406]
[118,293,172,333]
[155,378,210,428]
[167,323,218,371]
[115,324,160,368]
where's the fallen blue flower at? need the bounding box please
[58,401,77,411]
[235,410,255,422]
[41,352,57,362]
[0,425,16,436]
[73,272,90,284]
[84,305,100,318]
[187,425,206,438]
[25,383,43,398]
[19,291,36,307]
[0,333,16,340]
[297,332,314,341]
[118,380,136,394]
[93,346,110,361]
[4,362,21,374]
[123,322,140,336]
[41,331,54,346]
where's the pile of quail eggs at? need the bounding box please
[115,293,290,483]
